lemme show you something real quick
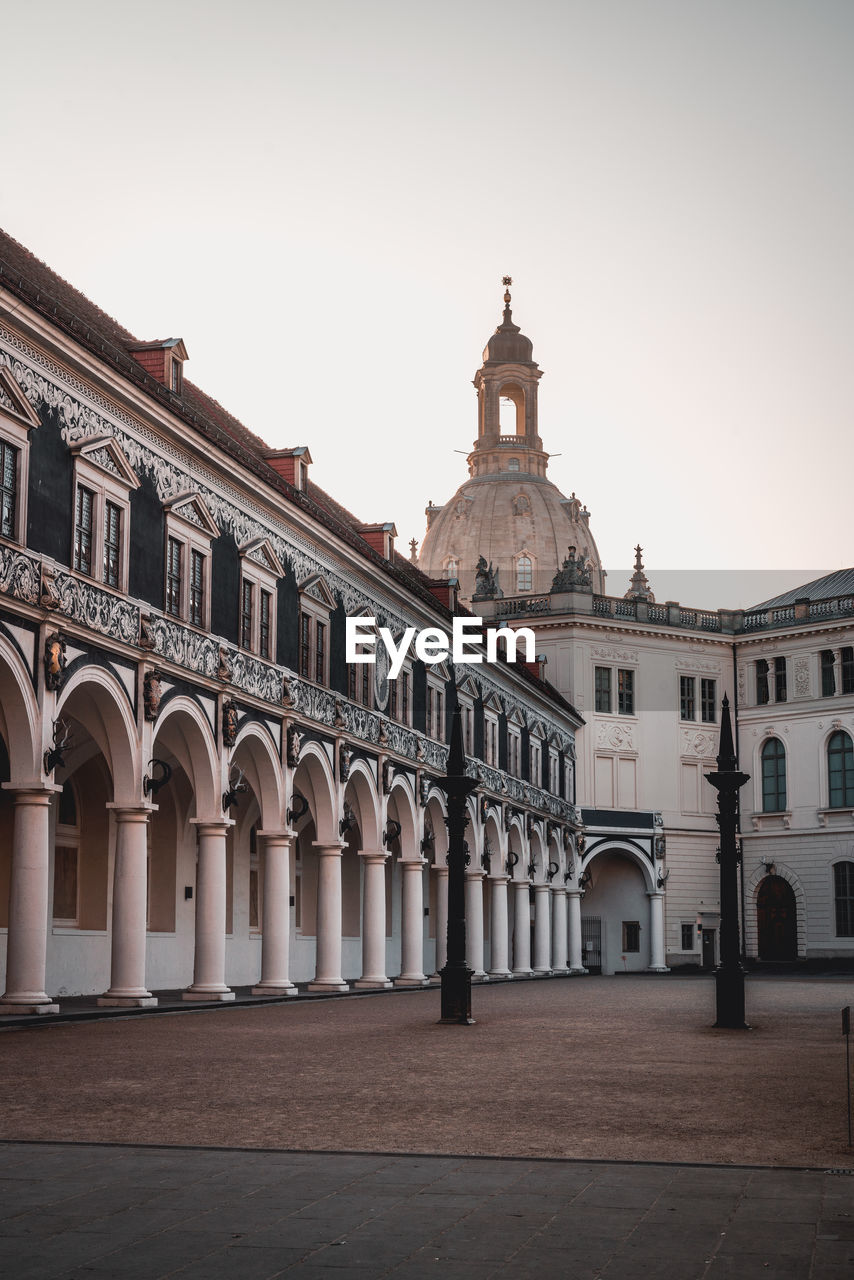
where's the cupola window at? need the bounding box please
[516,554,533,593]
[507,458,520,472]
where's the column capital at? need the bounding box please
[400,856,427,870]
[358,848,389,864]
[550,883,567,896]
[647,890,665,900]
[464,866,486,880]
[106,804,155,822]
[191,819,233,836]
[257,830,293,844]
[313,841,347,856]
[2,784,61,803]
[488,873,510,884]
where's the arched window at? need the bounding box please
[516,554,532,593]
[761,737,787,812]
[828,730,854,808]
[445,556,459,581]
[834,862,854,937]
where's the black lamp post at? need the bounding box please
[705,695,750,1029]
[437,705,478,1024]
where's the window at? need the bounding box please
[70,436,139,591]
[622,921,640,952]
[548,749,559,795]
[834,862,854,937]
[240,538,284,658]
[530,737,542,785]
[828,730,854,809]
[775,656,787,703]
[163,494,218,629]
[595,667,612,714]
[761,737,787,813]
[821,650,836,698]
[297,575,335,684]
[74,484,95,576]
[170,357,183,395]
[485,713,498,767]
[508,458,520,472]
[680,675,696,721]
[617,669,634,716]
[444,556,459,581]
[681,923,696,951]
[756,659,769,706]
[508,724,522,776]
[241,579,254,649]
[0,439,18,539]
[843,648,854,696]
[0,366,37,544]
[516,554,533,593]
[700,678,717,723]
[190,549,205,628]
[401,670,410,726]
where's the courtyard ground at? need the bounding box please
[1,973,852,1167]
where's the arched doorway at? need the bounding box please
[757,875,797,960]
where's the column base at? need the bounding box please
[0,999,59,1015]
[182,988,235,1002]
[488,968,512,979]
[471,972,490,983]
[512,968,533,978]
[647,965,670,974]
[394,975,429,987]
[568,966,588,975]
[428,973,442,985]
[533,967,552,977]
[97,994,158,1008]
[251,982,298,996]
[354,977,393,989]
[307,980,350,993]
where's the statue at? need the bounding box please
[218,646,232,682]
[550,545,593,594]
[339,742,352,783]
[139,613,156,650]
[143,670,163,722]
[222,700,239,747]
[44,632,66,692]
[39,563,61,611]
[281,675,294,707]
[287,725,302,767]
[333,698,345,728]
[473,555,502,600]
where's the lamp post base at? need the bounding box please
[714,966,750,1029]
[438,963,475,1025]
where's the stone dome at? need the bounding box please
[420,473,605,601]
[482,286,535,365]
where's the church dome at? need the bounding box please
[419,282,605,601]
[420,473,605,600]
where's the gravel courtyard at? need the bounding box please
[2,975,852,1168]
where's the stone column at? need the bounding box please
[432,863,449,979]
[252,832,297,996]
[99,807,157,1007]
[532,883,552,974]
[567,890,586,974]
[355,850,392,989]
[184,821,234,1000]
[512,879,533,977]
[308,842,350,992]
[550,886,568,974]
[465,868,487,980]
[0,789,59,1014]
[647,891,669,972]
[396,858,428,986]
[488,874,511,978]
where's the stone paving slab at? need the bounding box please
[1,1143,853,1279]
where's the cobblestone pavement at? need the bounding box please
[1,1142,853,1280]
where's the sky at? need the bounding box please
[1,0,852,608]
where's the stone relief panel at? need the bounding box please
[595,720,636,752]
[681,728,718,758]
[0,545,40,605]
[591,644,638,663]
[793,654,811,699]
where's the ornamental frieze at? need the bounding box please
[51,571,140,644]
[0,544,40,605]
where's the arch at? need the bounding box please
[515,552,533,594]
[230,721,284,830]
[150,696,220,820]
[506,817,525,879]
[828,729,854,808]
[344,758,381,851]
[756,874,798,961]
[386,773,419,860]
[745,862,806,959]
[581,840,656,893]
[0,633,40,786]
[56,665,140,805]
[759,736,787,813]
[423,792,448,867]
[292,741,337,844]
[498,381,525,435]
[528,825,546,882]
[483,812,504,873]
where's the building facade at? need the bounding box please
[0,233,584,1013]
[422,290,854,971]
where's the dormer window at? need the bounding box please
[357,522,397,560]
[262,447,313,493]
[128,338,188,392]
[163,493,220,629]
[70,436,140,592]
[240,538,285,659]
[170,358,183,395]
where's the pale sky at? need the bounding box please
[2,0,851,608]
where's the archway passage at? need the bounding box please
[757,875,797,961]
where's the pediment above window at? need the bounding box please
[71,435,139,489]
[298,573,336,610]
[241,537,284,578]
[483,691,504,714]
[528,720,545,740]
[429,660,451,683]
[166,492,220,538]
[0,367,39,429]
[456,674,480,699]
